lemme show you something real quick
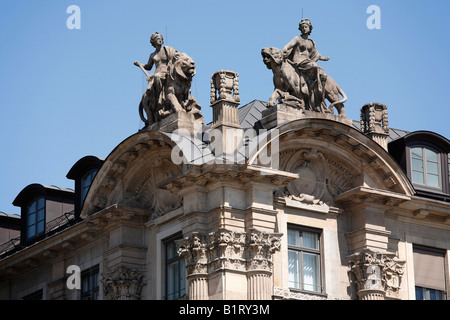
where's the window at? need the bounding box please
[26,197,45,240]
[411,146,441,189]
[165,236,185,300]
[413,245,447,300]
[81,169,98,204]
[288,226,322,293]
[81,265,99,300]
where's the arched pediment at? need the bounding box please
[80,131,192,219]
[248,118,415,205]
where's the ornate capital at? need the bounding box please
[208,229,247,272]
[102,267,146,300]
[348,249,405,299]
[247,229,282,271]
[177,228,282,275]
[176,232,209,276]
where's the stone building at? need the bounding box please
[0,26,449,301]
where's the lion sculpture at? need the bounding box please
[139,52,202,126]
[261,47,347,116]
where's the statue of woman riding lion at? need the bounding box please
[262,19,347,116]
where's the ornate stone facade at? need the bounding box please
[177,229,281,300]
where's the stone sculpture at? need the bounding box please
[134,32,202,127]
[262,19,347,116]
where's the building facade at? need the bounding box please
[0,27,449,301]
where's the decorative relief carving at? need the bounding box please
[210,70,240,104]
[177,232,209,275]
[273,286,327,300]
[102,267,146,300]
[347,249,405,300]
[176,229,282,277]
[134,158,182,219]
[279,148,355,205]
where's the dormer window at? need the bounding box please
[411,146,441,189]
[26,197,45,241]
[81,169,98,204]
[388,131,450,202]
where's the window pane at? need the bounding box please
[28,226,36,238]
[427,173,440,188]
[412,158,424,172]
[166,241,176,260]
[425,149,438,162]
[412,171,424,184]
[302,232,318,249]
[288,229,300,246]
[37,197,45,210]
[28,201,36,214]
[167,261,179,300]
[411,147,423,159]
[427,161,439,175]
[28,213,36,225]
[303,253,320,292]
[288,250,300,289]
[37,221,45,234]
[37,208,45,221]
[415,287,424,300]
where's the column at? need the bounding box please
[246,229,282,300]
[176,232,209,300]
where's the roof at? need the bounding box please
[0,212,20,219]
[237,100,410,142]
[12,184,74,207]
[238,100,268,129]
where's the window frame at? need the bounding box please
[406,142,450,196]
[81,169,98,204]
[413,244,447,300]
[81,265,100,300]
[26,196,46,241]
[410,145,442,189]
[163,233,186,300]
[287,224,323,294]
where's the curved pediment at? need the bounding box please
[80,131,187,219]
[248,118,415,205]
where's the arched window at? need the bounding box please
[411,146,441,189]
[81,169,98,204]
[27,197,45,240]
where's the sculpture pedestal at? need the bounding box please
[260,104,353,130]
[142,111,204,137]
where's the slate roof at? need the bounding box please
[238,100,410,142]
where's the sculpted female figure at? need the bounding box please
[134,32,180,125]
[282,19,330,112]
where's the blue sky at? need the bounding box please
[0,0,449,215]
